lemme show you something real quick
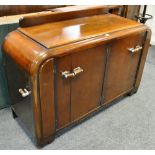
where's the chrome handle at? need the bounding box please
[73,67,83,75]
[128,45,143,53]
[62,71,75,79]
[18,88,31,97]
[62,67,83,79]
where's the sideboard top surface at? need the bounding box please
[3,13,148,75]
[18,14,142,49]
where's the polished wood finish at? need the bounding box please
[71,45,106,121]
[3,30,46,74]
[19,14,142,49]
[3,10,151,147]
[56,45,107,128]
[103,32,145,104]
[134,29,152,91]
[56,56,72,128]
[39,59,55,139]
[3,14,144,75]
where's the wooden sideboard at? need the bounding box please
[2,8,151,147]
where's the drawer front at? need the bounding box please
[56,45,107,128]
[103,32,146,104]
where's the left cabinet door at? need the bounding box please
[56,45,107,129]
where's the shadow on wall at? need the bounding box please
[0,23,19,109]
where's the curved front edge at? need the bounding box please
[133,28,152,93]
[2,30,47,74]
[31,58,56,147]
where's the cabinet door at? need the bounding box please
[71,45,106,121]
[103,32,146,104]
[56,45,107,128]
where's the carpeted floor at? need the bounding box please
[0,46,155,150]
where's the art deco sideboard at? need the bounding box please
[2,8,151,147]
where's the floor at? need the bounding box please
[0,46,155,150]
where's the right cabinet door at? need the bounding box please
[103,32,146,104]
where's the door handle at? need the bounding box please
[62,71,75,79]
[73,67,84,76]
[128,45,143,53]
[18,88,31,97]
[62,67,83,79]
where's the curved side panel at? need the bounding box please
[2,30,46,74]
[134,28,152,90]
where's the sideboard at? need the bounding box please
[2,8,151,147]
